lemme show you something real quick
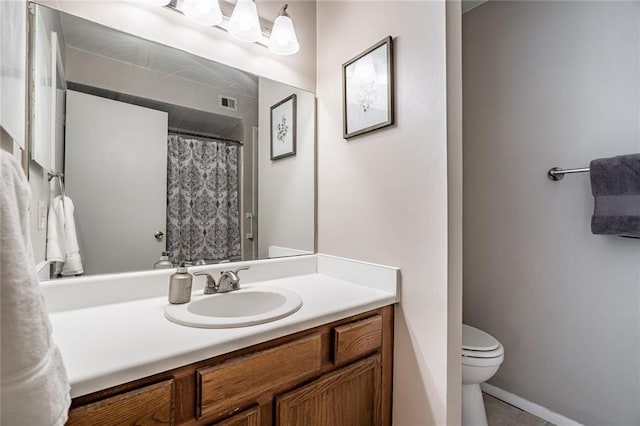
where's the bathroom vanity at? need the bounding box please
[66,307,392,425]
[41,254,399,426]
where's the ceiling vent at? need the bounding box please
[219,96,238,111]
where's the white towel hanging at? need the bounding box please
[46,195,84,276]
[1,151,71,425]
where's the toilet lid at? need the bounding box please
[462,324,500,351]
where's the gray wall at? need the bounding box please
[446,1,463,423]
[463,2,640,425]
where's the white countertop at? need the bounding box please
[44,255,399,398]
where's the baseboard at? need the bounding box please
[481,383,584,426]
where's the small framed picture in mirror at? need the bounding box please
[343,36,394,139]
[270,94,297,160]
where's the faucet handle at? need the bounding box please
[233,266,250,275]
[229,266,250,285]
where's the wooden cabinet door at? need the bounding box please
[66,379,174,425]
[275,356,382,426]
[210,406,260,426]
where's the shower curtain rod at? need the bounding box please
[168,128,243,146]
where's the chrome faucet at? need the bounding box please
[194,272,219,294]
[194,266,250,294]
[218,266,250,292]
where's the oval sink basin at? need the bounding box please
[164,286,303,329]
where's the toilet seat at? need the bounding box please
[462,324,504,359]
[462,345,504,359]
[461,324,505,426]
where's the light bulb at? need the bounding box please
[182,0,223,26]
[268,12,299,55]
[229,0,262,43]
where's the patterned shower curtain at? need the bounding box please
[166,133,241,263]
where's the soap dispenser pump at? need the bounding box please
[168,261,193,304]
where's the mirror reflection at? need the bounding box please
[29,5,315,280]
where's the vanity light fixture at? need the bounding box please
[228,0,262,43]
[268,4,299,55]
[181,0,223,26]
[140,0,301,55]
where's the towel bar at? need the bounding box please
[547,167,590,181]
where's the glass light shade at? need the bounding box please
[182,0,223,26]
[228,0,262,43]
[141,0,171,6]
[268,15,299,55]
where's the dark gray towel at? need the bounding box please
[590,153,640,237]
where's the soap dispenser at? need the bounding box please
[168,262,193,304]
[154,251,173,269]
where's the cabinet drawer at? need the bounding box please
[333,315,382,365]
[197,334,322,419]
[66,379,174,426]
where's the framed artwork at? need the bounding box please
[342,36,394,139]
[270,94,297,160]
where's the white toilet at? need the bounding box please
[462,324,504,426]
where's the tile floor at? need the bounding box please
[483,393,555,426]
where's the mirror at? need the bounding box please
[29,4,315,280]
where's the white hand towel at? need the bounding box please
[46,196,65,263]
[1,151,71,425]
[46,195,84,276]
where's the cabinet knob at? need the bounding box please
[154,231,165,241]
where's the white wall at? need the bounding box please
[0,0,27,149]
[34,0,316,93]
[257,78,315,258]
[0,0,27,164]
[463,2,640,424]
[317,1,453,424]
